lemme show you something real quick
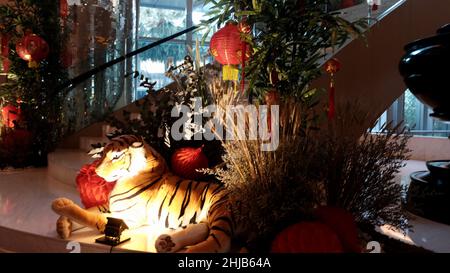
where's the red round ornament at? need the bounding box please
[1,104,21,128]
[271,221,344,253]
[16,34,49,67]
[171,146,209,180]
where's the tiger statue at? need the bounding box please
[51,135,233,253]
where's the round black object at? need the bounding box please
[426,160,450,185]
[405,171,450,225]
[399,25,450,121]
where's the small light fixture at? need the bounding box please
[96,217,130,246]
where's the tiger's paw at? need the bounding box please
[155,234,177,253]
[56,216,72,239]
[52,198,74,215]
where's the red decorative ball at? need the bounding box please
[76,160,116,209]
[210,22,251,66]
[1,104,21,128]
[171,146,209,180]
[16,34,49,63]
[271,222,343,253]
[314,206,361,253]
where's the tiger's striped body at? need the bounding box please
[52,135,232,253]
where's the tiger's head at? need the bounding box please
[92,135,167,182]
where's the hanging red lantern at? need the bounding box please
[1,104,21,128]
[1,34,11,73]
[210,22,251,82]
[171,146,209,180]
[324,58,341,120]
[16,34,49,68]
[271,221,344,253]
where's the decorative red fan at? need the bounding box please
[76,160,116,209]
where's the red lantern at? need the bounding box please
[324,58,341,120]
[16,34,49,68]
[1,104,21,128]
[210,22,251,82]
[271,222,344,253]
[171,146,209,180]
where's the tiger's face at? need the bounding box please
[93,135,165,182]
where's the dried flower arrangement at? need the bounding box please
[207,100,412,251]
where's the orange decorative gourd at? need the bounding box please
[171,146,209,180]
[271,221,343,253]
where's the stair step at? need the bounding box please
[47,149,94,186]
[79,136,109,152]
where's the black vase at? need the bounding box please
[399,24,450,121]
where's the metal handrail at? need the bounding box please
[57,25,199,93]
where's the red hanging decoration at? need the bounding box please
[15,34,49,68]
[60,0,69,22]
[1,104,21,128]
[210,22,251,83]
[76,160,116,209]
[324,58,341,120]
[1,34,11,73]
[171,146,209,180]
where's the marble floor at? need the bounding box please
[1,159,450,253]
[0,168,163,253]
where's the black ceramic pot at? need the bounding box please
[427,160,450,184]
[399,24,450,121]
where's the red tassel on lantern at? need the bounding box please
[16,34,49,68]
[171,146,209,180]
[324,58,341,120]
[210,22,251,82]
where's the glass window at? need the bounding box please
[135,0,213,100]
[374,90,450,138]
